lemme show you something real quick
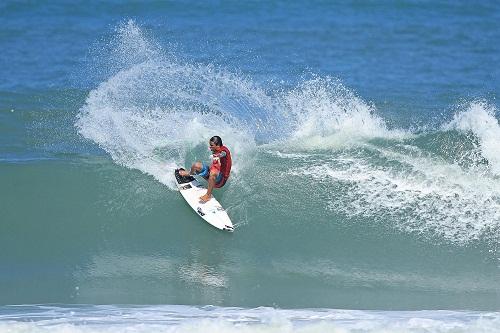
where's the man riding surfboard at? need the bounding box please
[178,135,232,203]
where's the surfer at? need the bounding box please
[179,136,232,203]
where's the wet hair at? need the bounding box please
[209,136,223,146]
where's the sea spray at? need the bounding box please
[77,21,267,188]
[445,100,500,175]
[278,76,406,150]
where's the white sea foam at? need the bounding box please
[292,144,500,248]
[278,77,408,150]
[0,305,498,333]
[276,102,500,249]
[444,100,500,175]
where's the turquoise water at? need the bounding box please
[1,1,499,330]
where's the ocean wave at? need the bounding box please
[76,20,500,254]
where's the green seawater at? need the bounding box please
[1,155,499,309]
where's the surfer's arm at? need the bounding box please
[211,151,226,161]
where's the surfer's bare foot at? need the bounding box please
[199,194,211,203]
[178,169,189,176]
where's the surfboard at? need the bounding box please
[174,168,234,232]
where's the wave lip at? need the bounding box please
[279,77,409,151]
[444,100,500,175]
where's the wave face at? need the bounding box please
[2,6,500,311]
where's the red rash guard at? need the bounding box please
[213,145,231,188]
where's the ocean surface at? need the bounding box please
[1,1,500,331]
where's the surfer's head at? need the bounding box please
[209,136,223,152]
[208,135,222,153]
[210,136,222,146]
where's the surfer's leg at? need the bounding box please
[200,170,219,202]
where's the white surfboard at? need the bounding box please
[175,168,234,232]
